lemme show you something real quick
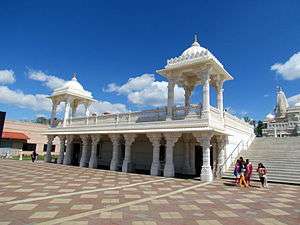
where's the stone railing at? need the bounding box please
[224,112,254,134]
[266,121,300,130]
[63,105,205,128]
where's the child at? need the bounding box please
[257,163,268,188]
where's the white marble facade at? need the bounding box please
[45,36,254,181]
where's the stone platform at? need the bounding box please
[0,160,299,225]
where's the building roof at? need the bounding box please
[51,75,94,100]
[2,131,29,141]
[166,36,224,69]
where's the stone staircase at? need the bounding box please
[222,137,300,185]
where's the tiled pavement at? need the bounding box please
[0,160,299,225]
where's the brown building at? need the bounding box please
[0,120,60,157]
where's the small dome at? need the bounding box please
[265,113,275,121]
[295,102,300,107]
[53,75,93,99]
[62,76,85,93]
[181,40,208,58]
[166,35,223,68]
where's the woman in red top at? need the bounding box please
[245,159,253,186]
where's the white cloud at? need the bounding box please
[0,85,126,116]
[0,86,52,111]
[0,70,16,84]
[105,74,184,107]
[288,94,300,106]
[28,69,66,90]
[271,52,300,80]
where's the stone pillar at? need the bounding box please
[202,70,211,119]
[167,79,175,120]
[216,136,226,177]
[184,85,193,116]
[147,133,161,176]
[215,79,224,118]
[63,135,73,165]
[57,136,66,164]
[89,135,100,168]
[84,102,91,125]
[109,134,121,171]
[194,133,213,182]
[122,134,136,172]
[45,135,54,163]
[80,135,90,167]
[63,98,72,127]
[163,132,181,177]
[71,101,78,119]
[211,139,218,177]
[50,102,58,127]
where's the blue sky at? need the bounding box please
[0,0,300,121]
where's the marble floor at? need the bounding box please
[0,160,299,225]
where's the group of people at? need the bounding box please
[233,157,268,188]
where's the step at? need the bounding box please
[222,176,300,185]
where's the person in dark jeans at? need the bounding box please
[31,151,37,162]
[257,163,268,188]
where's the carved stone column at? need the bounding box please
[63,98,72,127]
[63,135,73,165]
[216,136,226,177]
[167,79,175,120]
[109,134,121,171]
[194,133,213,182]
[202,70,211,119]
[45,135,54,163]
[147,133,161,176]
[84,102,91,124]
[89,135,100,168]
[50,101,58,127]
[216,81,224,114]
[211,138,218,177]
[57,135,66,164]
[80,135,90,167]
[122,134,136,172]
[163,132,181,177]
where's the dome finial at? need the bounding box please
[192,33,200,47]
[72,73,77,80]
[194,33,198,42]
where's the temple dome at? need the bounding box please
[166,35,223,68]
[265,113,275,121]
[181,40,208,58]
[62,76,85,92]
[52,75,93,99]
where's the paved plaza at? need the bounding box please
[0,160,299,225]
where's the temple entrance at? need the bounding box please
[195,145,214,177]
[71,143,81,166]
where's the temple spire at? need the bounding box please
[72,73,77,80]
[192,33,200,46]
